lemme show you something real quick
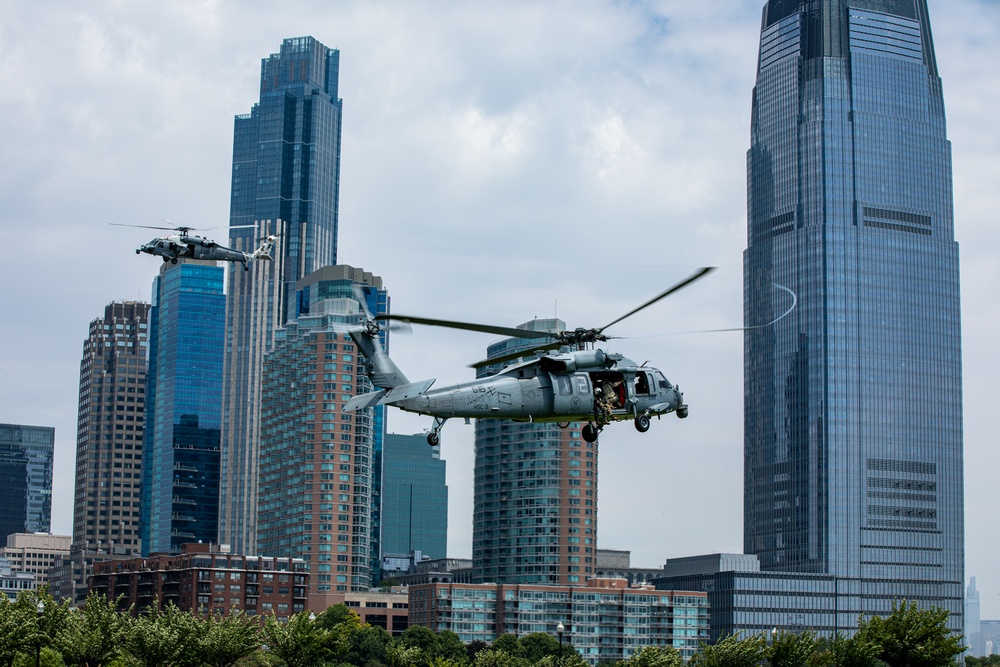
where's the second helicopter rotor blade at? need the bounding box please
[598,266,715,333]
[470,340,565,370]
[376,314,555,340]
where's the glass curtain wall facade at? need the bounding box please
[220,37,343,554]
[381,433,448,561]
[473,320,597,586]
[258,265,388,607]
[141,261,225,555]
[0,424,54,540]
[744,0,963,630]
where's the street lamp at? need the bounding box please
[35,600,45,667]
[556,622,565,667]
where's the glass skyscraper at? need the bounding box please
[381,433,448,561]
[744,0,963,630]
[220,37,343,553]
[141,261,225,555]
[0,423,54,541]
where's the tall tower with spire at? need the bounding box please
[219,37,343,554]
[744,0,963,628]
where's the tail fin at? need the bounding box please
[251,235,276,261]
[350,327,411,388]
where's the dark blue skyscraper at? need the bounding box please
[0,423,53,541]
[744,0,963,629]
[220,37,343,553]
[382,433,448,561]
[142,261,225,555]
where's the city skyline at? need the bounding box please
[1,0,998,616]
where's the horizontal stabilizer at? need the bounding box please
[382,378,435,404]
[343,390,387,413]
[342,379,435,413]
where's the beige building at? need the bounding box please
[0,533,70,586]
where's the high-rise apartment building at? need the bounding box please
[141,261,225,555]
[0,424,54,540]
[220,36,343,554]
[258,265,387,609]
[473,319,597,586]
[744,0,963,630]
[381,433,448,561]
[59,301,149,604]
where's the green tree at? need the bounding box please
[434,631,469,664]
[967,657,1000,666]
[690,633,767,667]
[0,595,34,667]
[491,636,523,659]
[124,603,206,667]
[348,624,391,667]
[767,631,818,667]
[472,649,529,667]
[262,611,329,667]
[316,604,360,631]
[519,633,560,664]
[57,592,133,667]
[398,625,438,653]
[856,600,964,667]
[200,610,261,667]
[618,645,684,667]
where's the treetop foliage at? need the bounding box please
[0,592,969,667]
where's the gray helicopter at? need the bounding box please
[344,267,716,445]
[112,223,276,270]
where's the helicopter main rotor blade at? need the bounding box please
[470,340,565,370]
[598,266,715,333]
[110,223,181,232]
[376,314,555,340]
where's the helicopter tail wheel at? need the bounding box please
[634,415,651,433]
[676,407,689,419]
[427,432,440,447]
[582,423,599,443]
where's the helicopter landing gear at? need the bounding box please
[634,414,651,433]
[427,417,447,446]
[582,423,600,443]
[243,263,250,271]
[162,256,170,263]
[170,258,178,264]
[676,406,689,419]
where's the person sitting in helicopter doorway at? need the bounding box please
[596,378,624,425]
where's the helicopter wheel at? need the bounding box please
[427,432,440,447]
[581,423,599,443]
[171,258,178,264]
[162,257,170,263]
[676,407,689,419]
[634,415,651,433]
[557,422,571,429]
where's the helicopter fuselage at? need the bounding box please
[391,349,686,431]
[136,234,274,269]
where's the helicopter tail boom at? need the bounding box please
[343,378,436,413]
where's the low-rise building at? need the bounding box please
[89,543,308,619]
[0,557,34,599]
[0,533,71,587]
[408,578,709,664]
[342,589,410,636]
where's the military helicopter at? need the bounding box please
[111,223,277,270]
[344,267,719,446]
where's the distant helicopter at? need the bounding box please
[112,223,277,270]
[344,267,719,446]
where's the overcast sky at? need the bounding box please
[1,0,998,617]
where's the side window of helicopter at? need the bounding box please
[635,373,650,395]
[575,375,590,394]
[655,371,672,390]
[557,376,573,396]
